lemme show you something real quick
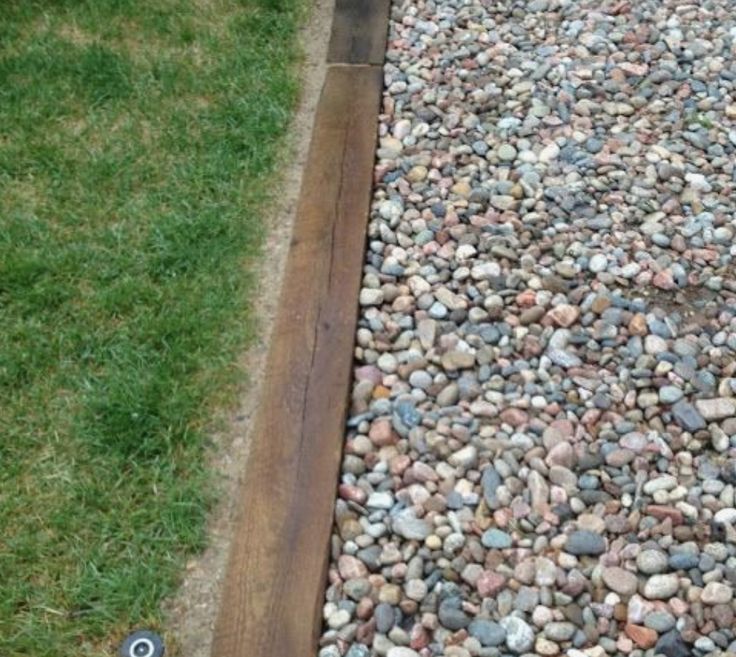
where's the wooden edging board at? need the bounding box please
[327,0,391,65]
[211,2,390,656]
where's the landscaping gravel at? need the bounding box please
[320,0,736,655]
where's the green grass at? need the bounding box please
[0,1,304,654]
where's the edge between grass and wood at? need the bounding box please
[0,0,307,654]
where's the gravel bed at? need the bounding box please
[319,1,736,655]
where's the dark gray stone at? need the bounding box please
[438,597,470,630]
[655,630,690,657]
[671,400,706,432]
[481,466,502,506]
[374,603,396,634]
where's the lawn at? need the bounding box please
[0,0,303,654]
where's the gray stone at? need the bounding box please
[671,400,706,432]
[659,385,684,404]
[438,597,470,630]
[643,574,679,600]
[468,619,506,647]
[345,645,370,657]
[637,549,669,575]
[375,603,396,633]
[565,530,606,556]
[497,144,517,161]
[544,621,576,641]
[391,510,431,541]
[481,528,512,549]
[481,466,502,506]
[644,611,676,633]
[589,254,608,273]
[655,631,690,657]
[500,616,535,654]
[602,567,638,596]
[669,552,699,570]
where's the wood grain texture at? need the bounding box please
[327,0,391,65]
[211,64,382,657]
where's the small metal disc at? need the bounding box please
[119,630,165,657]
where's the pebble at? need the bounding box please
[438,597,470,630]
[672,401,706,432]
[544,622,576,642]
[497,144,517,162]
[655,631,690,657]
[589,254,608,273]
[468,619,506,647]
[387,649,419,657]
[565,530,606,556]
[500,617,535,654]
[637,550,669,575]
[643,574,680,600]
[695,397,736,420]
[481,528,512,549]
[645,611,676,633]
[391,511,431,541]
[701,582,733,605]
[602,567,638,597]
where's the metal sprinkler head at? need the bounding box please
[119,630,165,657]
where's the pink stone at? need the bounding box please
[390,454,411,475]
[627,595,654,624]
[511,499,531,518]
[625,623,657,649]
[546,304,581,328]
[562,569,588,597]
[652,270,676,290]
[500,408,528,427]
[355,620,375,644]
[620,431,648,452]
[436,244,454,260]
[493,509,512,527]
[545,441,575,468]
[581,408,602,426]
[410,624,430,650]
[691,248,718,262]
[617,635,634,653]
[410,461,438,482]
[355,365,383,385]
[477,571,506,597]
[338,555,368,580]
[516,290,537,307]
[514,559,536,585]
[356,597,374,620]
[339,484,367,504]
[405,484,431,506]
[646,505,684,525]
[550,486,568,504]
[369,419,397,446]
[620,62,648,76]
[528,471,550,514]
[669,598,689,615]
[542,420,574,449]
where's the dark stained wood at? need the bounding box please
[211,64,382,657]
[327,0,391,65]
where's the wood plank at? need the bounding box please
[327,0,391,65]
[211,64,382,657]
